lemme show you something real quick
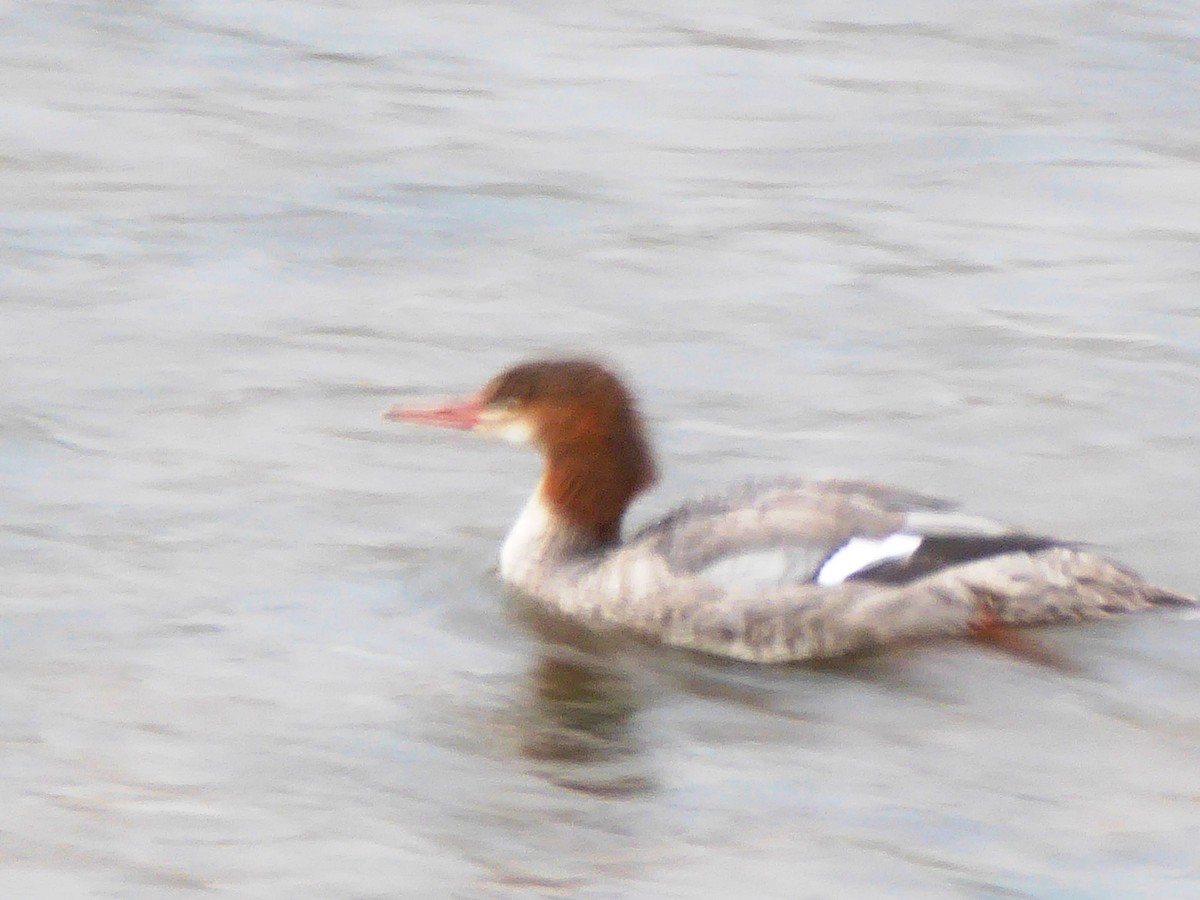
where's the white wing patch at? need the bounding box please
[816,533,923,586]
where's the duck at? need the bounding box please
[384,357,1194,662]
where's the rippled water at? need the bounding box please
[3,2,1200,897]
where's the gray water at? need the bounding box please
[3,2,1200,897]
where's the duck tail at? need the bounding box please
[1148,587,1197,608]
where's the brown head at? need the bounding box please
[384,358,657,544]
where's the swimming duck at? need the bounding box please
[384,358,1193,662]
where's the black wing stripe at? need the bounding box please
[847,534,1065,585]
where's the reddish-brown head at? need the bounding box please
[385,358,657,543]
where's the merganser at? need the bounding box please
[384,358,1194,663]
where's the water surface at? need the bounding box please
[2,1,1199,897]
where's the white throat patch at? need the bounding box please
[478,409,536,445]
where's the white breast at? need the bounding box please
[500,492,555,582]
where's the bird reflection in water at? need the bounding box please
[511,603,656,795]
[518,651,655,798]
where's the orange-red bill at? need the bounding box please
[382,393,485,430]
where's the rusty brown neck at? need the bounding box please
[535,410,657,547]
